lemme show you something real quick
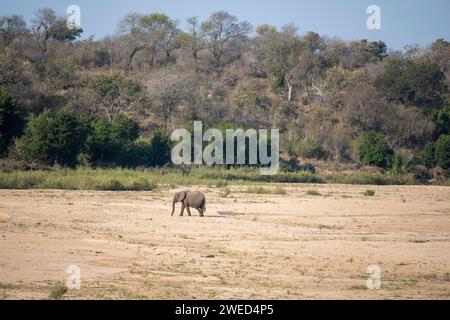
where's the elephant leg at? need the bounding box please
[198,208,204,217]
[180,203,185,216]
[186,206,192,216]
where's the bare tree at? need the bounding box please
[32,8,57,53]
[179,16,205,71]
[145,68,196,131]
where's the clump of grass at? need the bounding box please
[444,273,450,282]
[305,190,321,196]
[219,187,231,198]
[96,179,125,191]
[215,180,228,188]
[49,281,68,300]
[363,190,376,197]
[129,179,158,191]
[0,282,15,289]
[273,187,287,195]
[319,224,344,230]
[419,273,438,281]
[246,186,272,194]
[350,285,367,290]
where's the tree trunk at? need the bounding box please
[126,46,145,71]
[287,80,293,102]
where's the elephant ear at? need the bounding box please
[179,191,187,202]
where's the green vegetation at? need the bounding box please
[435,134,450,169]
[12,109,172,169]
[0,166,424,191]
[0,88,24,156]
[0,8,449,184]
[363,190,376,197]
[246,186,272,194]
[305,190,321,196]
[48,281,68,300]
[358,132,394,169]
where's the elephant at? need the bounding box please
[171,191,206,217]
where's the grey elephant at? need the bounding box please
[171,191,206,217]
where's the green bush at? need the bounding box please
[363,190,376,197]
[429,103,450,136]
[391,154,403,175]
[0,88,25,156]
[86,114,140,166]
[149,129,172,167]
[419,142,437,168]
[18,109,90,167]
[435,134,450,169]
[296,139,327,160]
[129,137,153,167]
[358,132,394,168]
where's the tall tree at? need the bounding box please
[201,11,251,72]
[179,16,205,71]
[88,74,148,122]
[32,8,82,54]
[119,12,179,71]
[376,59,447,109]
[253,25,310,102]
[0,87,25,156]
[0,15,28,47]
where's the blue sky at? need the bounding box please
[1,0,450,50]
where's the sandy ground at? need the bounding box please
[0,184,449,300]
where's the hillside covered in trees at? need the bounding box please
[1,8,449,182]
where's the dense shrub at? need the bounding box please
[280,158,316,173]
[418,142,437,168]
[149,129,172,167]
[18,109,90,167]
[358,132,394,168]
[289,138,327,160]
[435,134,450,169]
[86,114,140,166]
[0,88,25,156]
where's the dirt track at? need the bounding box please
[0,184,449,300]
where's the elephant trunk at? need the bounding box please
[171,199,176,216]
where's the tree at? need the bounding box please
[0,48,31,88]
[435,134,450,169]
[50,19,83,42]
[304,31,326,53]
[119,12,179,70]
[0,87,25,156]
[88,74,148,122]
[179,16,205,71]
[358,132,394,168]
[146,69,196,131]
[348,40,388,67]
[149,129,172,166]
[0,15,28,47]
[201,11,252,71]
[86,114,139,166]
[429,102,450,137]
[376,59,447,109]
[253,25,311,101]
[32,8,82,53]
[19,109,90,167]
[32,8,56,53]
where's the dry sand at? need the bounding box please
[0,184,449,300]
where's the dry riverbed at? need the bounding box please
[0,184,449,300]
